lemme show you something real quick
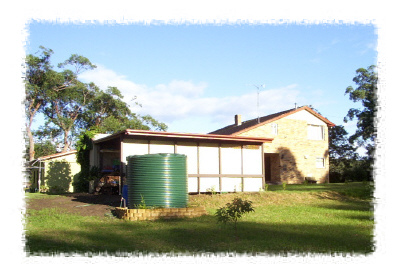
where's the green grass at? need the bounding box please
[25,182,374,255]
[266,182,374,200]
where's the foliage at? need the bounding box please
[82,86,131,130]
[328,65,377,183]
[330,158,372,183]
[344,65,377,159]
[329,125,358,160]
[25,46,55,160]
[215,197,254,230]
[42,78,97,153]
[25,46,97,154]
[33,140,57,158]
[329,125,372,183]
[25,46,169,158]
[88,166,101,181]
[73,130,98,192]
[134,195,148,209]
[92,113,168,134]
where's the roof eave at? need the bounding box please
[37,150,78,161]
[123,129,273,143]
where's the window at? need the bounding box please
[271,123,278,135]
[308,125,324,140]
[316,157,325,168]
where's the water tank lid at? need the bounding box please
[126,153,185,161]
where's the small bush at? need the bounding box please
[215,197,254,230]
[72,171,88,193]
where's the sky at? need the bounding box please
[26,23,377,135]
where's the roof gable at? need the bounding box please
[209,106,335,135]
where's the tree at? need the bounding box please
[25,46,54,161]
[33,140,57,158]
[42,56,97,152]
[344,65,377,159]
[43,81,95,152]
[25,47,97,156]
[73,130,98,192]
[26,46,169,158]
[83,86,131,129]
[329,125,358,160]
[329,125,359,182]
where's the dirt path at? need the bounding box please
[26,193,122,218]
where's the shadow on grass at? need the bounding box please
[312,201,374,222]
[26,213,374,256]
[268,182,374,201]
[314,201,373,212]
[60,193,122,207]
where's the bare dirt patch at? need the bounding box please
[26,193,122,218]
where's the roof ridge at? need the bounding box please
[209,107,296,135]
[209,106,334,135]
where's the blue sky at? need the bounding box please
[26,22,377,135]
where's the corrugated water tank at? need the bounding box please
[126,153,188,209]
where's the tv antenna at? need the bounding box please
[251,84,265,123]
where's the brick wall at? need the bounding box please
[115,206,208,221]
[240,117,330,184]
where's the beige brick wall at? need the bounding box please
[239,117,330,184]
[115,206,207,221]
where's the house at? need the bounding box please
[90,130,272,194]
[210,105,335,184]
[29,150,80,193]
[30,105,334,194]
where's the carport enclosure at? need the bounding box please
[90,130,272,194]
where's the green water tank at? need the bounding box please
[126,153,188,209]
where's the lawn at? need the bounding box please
[24,182,374,255]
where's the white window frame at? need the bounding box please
[308,124,324,140]
[316,157,325,168]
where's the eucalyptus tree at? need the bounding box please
[26,46,168,158]
[83,86,131,130]
[42,54,96,152]
[25,46,56,160]
[344,65,377,158]
[329,125,359,182]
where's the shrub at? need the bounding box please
[215,197,254,230]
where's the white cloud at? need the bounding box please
[80,65,302,132]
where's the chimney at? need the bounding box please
[235,114,242,126]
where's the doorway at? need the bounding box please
[264,153,281,184]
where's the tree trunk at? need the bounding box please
[27,126,35,161]
[26,102,41,161]
[62,129,70,152]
